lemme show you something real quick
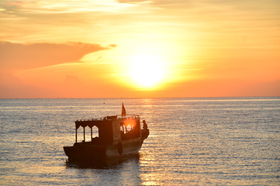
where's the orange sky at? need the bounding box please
[0,0,280,98]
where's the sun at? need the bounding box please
[129,54,166,89]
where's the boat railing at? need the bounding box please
[75,114,139,122]
[116,114,140,120]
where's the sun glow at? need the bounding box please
[124,118,136,128]
[129,54,166,89]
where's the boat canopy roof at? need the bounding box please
[75,120,111,129]
[75,115,140,129]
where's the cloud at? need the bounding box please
[0,41,116,70]
[118,0,149,3]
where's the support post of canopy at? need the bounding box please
[91,127,93,142]
[83,127,85,142]
[75,128,77,143]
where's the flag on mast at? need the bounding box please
[121,103,126,117]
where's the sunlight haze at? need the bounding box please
[0,0,279,98]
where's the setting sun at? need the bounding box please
[129,54,166,89]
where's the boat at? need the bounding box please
[63,104,149,163]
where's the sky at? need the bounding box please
[0,0,280,98]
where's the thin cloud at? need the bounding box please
[0,0,133,15]
[118,0,194,7]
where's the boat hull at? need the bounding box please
[64,138,144,163]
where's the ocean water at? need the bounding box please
[0,97,279,185]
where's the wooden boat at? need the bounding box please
[63,104,149,163]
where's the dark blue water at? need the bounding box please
[1,98,279,185]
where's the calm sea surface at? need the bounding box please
[0,98,279,185]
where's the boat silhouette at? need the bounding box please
[63,104,149,163]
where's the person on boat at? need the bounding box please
[143,120,148,130]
